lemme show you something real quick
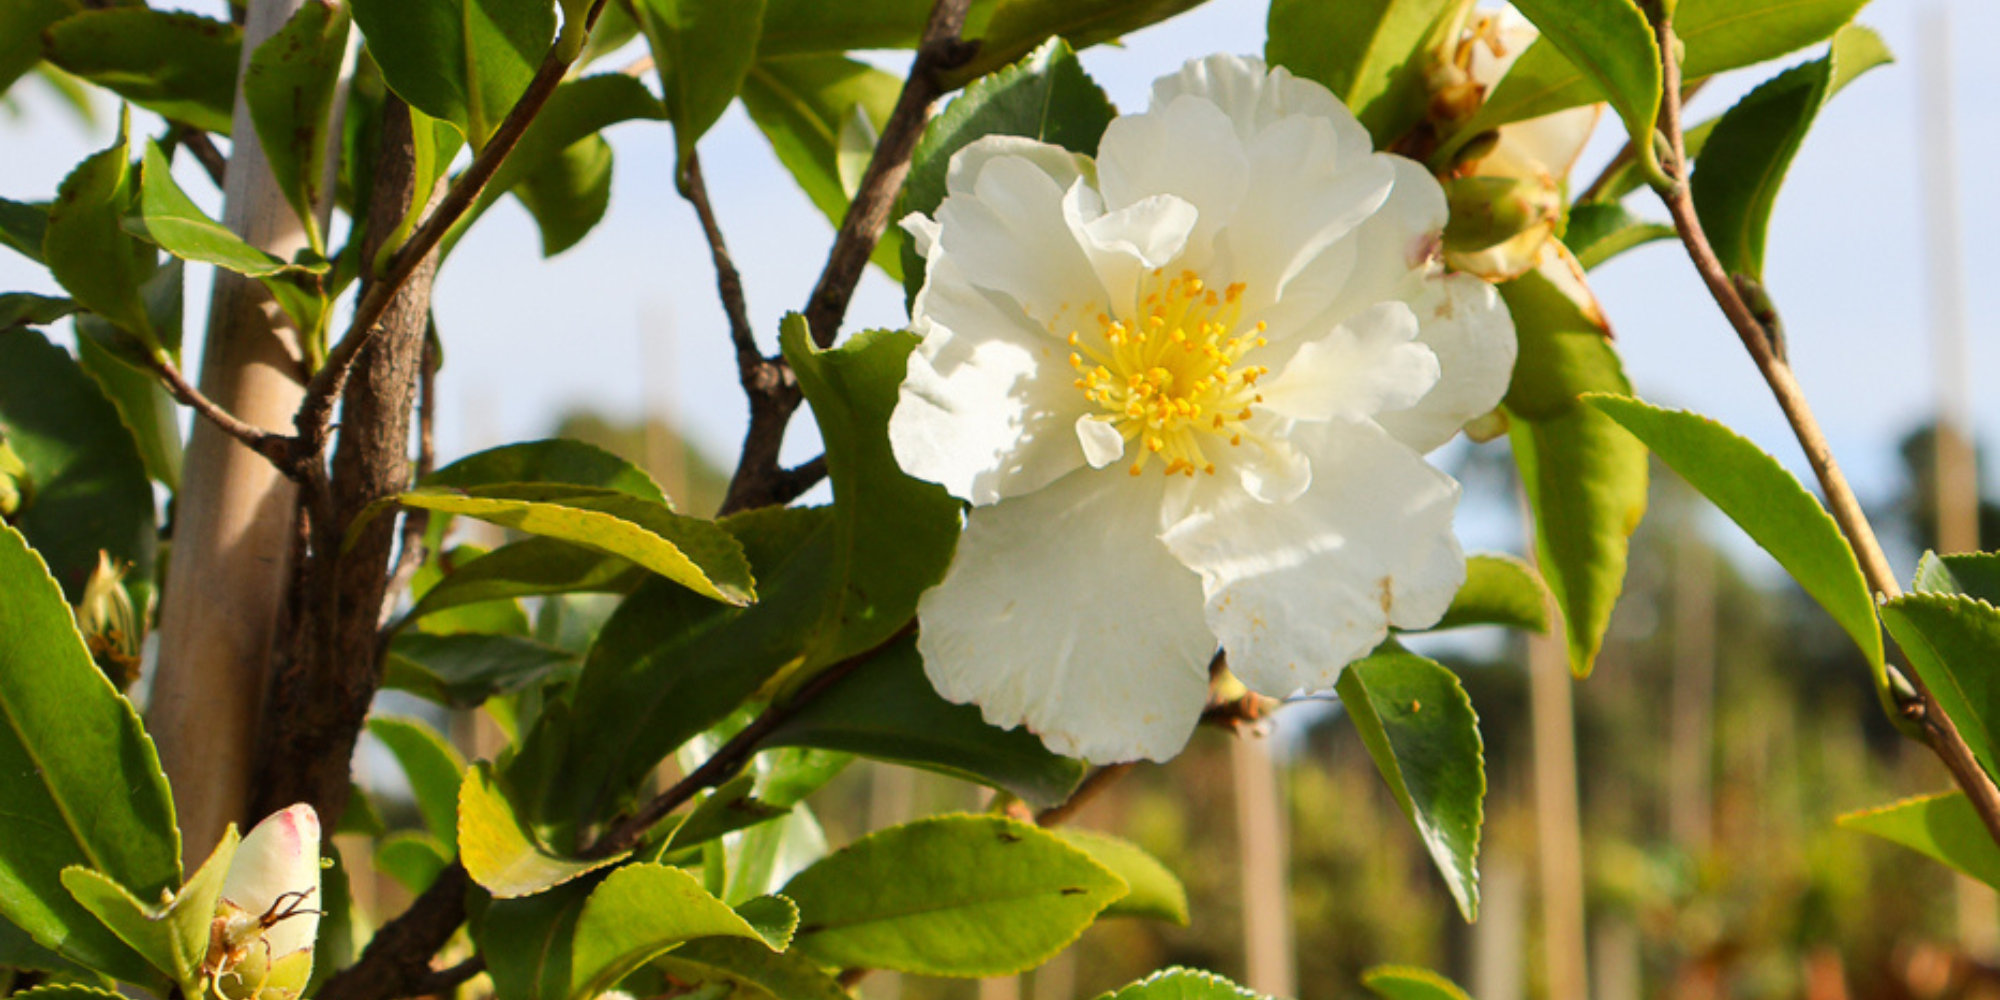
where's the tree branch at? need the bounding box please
[315,863,471,1000]
[147,352,294,468]
[1649,13,2000,845]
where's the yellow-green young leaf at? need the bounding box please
[1585,396,1884,677]
[632,0,764,169]
[349,0,555,147]
[653,938,852,1000]
[740,56,906,279]
[1433,554,1549,633]
[783,815,1125,976]
[403,538,645,626]
[1363,966,1477,1000]
[1098,968,1269,1000]
[459,762,623,898]
[61,827,238,997]
[44,117,155,346]
[1839,792,2000,890]
[1915,552,2000,606]
[1564,203,1674,271]
[426,438,668,500]
[367,717,467,854]
[0,522,179,985]
[512,134,614,256]
[1052,829,1188,925]
[43,9,240,134]
[1692,24,1891,281]
[1266,0,1456,146]
[569,865,783,1000]
[1880,594,2000,782]
[1505,0,1661,181]
[1336,645,1484,921]
[130,143,313,277]
[244,0,351,246]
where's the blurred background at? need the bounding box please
[5,0,1999,998]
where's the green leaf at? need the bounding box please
[0,328,156,602]
[667,749,850,854]
[1265,0,1454,146]
[404,538,646,626]
[1503,0,1661,181]
[245,0,351,246]
[1880,594,2000,781]
[459,762,623,898]
[0,197,50,265]
[1362,966,1477,1000]
[754,0,944,56]
[1336,644,1484,921]
[409,544,534,638]
[1584,396,1884,677]
[349,0,557,147]
[376,486,753,606]
[780,319,960,669]
[0,521,178,984]
[0,293,78,331]
[513,135,614,257]
[728,894,798,951]
[1839,792,2000,890]
[783,814,1125,976]
[131,142,324,278]
[950,0,1215,84]
[479,874,598,1000]
[1051,829,1187,924]
[1915,552,2000,606]
[427,439,668,502]
[75,336,182,491]
[763,633,1087,808]
[1433,554,1548,633]
[60,827,236,997]
[1097,967,1267,1000]
[44,118,156,347]
[1691,24,1890,281]
[0,0,78,98]
[43,10,240,134]
[367,717,468,854]
[373,832,450,895]
[633,0,765,168]
[11,986,133,1000]
[899,38,1114,302]
[740,56,906,279]
[651,938,852,1000]
[569,865,783,999]
[1564,203,1674,271]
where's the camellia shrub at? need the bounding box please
[0,2,1991,1000]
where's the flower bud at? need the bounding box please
[76,553,142,690]
[0,439,27,521]
[1441,175,1560,256]
[206,804,322,1000]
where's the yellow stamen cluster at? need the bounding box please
[1067,270,1268,477]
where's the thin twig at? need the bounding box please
[683,152,763,389]
[147,353,294,468]
[407,956,485,997]
[173,126,228,189]
[1650,13,2000,845]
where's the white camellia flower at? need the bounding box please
[207,803,322,1000]
[890,54,1516,763]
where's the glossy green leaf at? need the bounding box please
[1362,966,1477,1000]
[0,197,50,265]
[427,439,667,501]
[1915,552,2000,606]
[900,38,1113,301]
[1336,644,1484,921]
[1564,203,1674,271]
[131,143,318,278]
[1265,0,1453,145]
[0,915,82,976]
[1839,792,2000,890]
[0,328,156,601]
[754,0,948,56]
[406,538,645,624]
[1433,554,1548,633]
[1097,967,1266,1000]
[0,521,178,983]
[781,318,960,669]
[61,827,236,997]
[378,486,752,606]
[409,543,534,638]
[0,293,77,331]
[368,717,468,854]
[373,831,450,895]
[349,0,556,146]
[479,874,598,1000]
[43,10,239,134]
[74,336,181,491]
[667,749,850,854]
[386,632,579,708]
[740,56,906,279]
[44,119,155,347]
[727,894,798,950]
[0,0,78,97]
[570,865,781,999]
[651,938,852,1000]
[1692,24,1890,281]
[1586,396,1883,675]
[514,135,614,256]
[634,0,764,167]
[1504,0,1661,180]
[951,0,1214,84]
[784,814,1124,976]
[1881,594,2000,781]
[11,986,133,1000]
[763,633,1087,808]
[1052,829,1187,924]
[459,762,623,898]
[245,0,351,245]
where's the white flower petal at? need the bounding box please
[222,803,322,959]
[1376,273,1520,453]
[1151,54,1375,157]
[1076,415,1126,468]
[1162,420,1464,697]
[1223,116,1394,308]
[944,134,1088,198]
[891,256,1089,504]
[1096,93,1248,269]
[1066,188,1200,314]
[934,153,1107,322]
[1258,302,1438,423]
[918,469,1215,764]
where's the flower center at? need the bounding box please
[1068,269,1268,477]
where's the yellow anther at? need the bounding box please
[1203,463,1216,475]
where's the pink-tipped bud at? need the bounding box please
[207,804,322,1000]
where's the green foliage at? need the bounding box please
[60,827,237,998]
[44,117,158,352]
[0,329,156,603]
[665,748,850,854]
[75,336,182,491]
[1504,0,1662,183]
[1098,968,1268,1000]
[633,0,765,170]
[0,293,77,331]
[428,438,668,502]
[459,761,623,898]
[651,938,851,1000]
[349,0,556,147]
[1336,644,1485,921]
[42,9,240,134]
[245,0,352,247]
[0,0,80,97]
[1362,966,1477,1000]
[568,865,786,998]
[131,143,328,279]
[1265,0,1453,146]
[0,521,178,985]
[1051,829,1189,924]
[899,39,1115,301]
[1586,397,1885,682]
[514,135,615,256]
[1564,203,1674,271]
[1432,554,1549,633]
[1915,552,2000,605]
[1839,793,2000,891]
[783,814,1126,976]
[0,198,50,265]
[368,717,468,854]
[403,539,645,626]
[1880,594,2000,782]
[1692,25,1890,281]
[951,0,1216,84]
